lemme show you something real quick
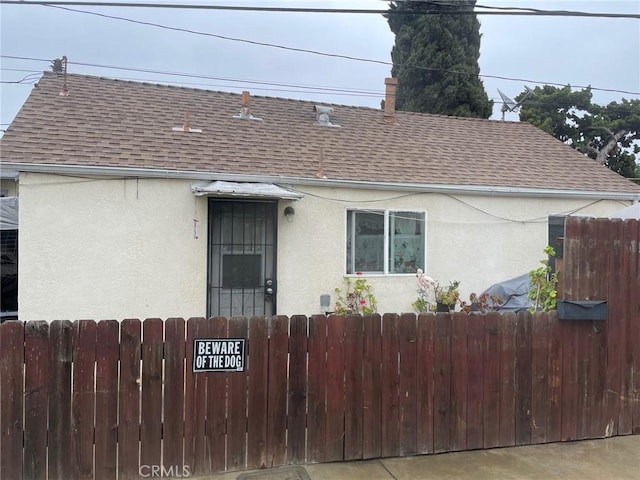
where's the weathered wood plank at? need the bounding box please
[363,314,382,459]
[119,319,142,480]
[381,313,400,457]
[450,312,468,452]
[398,313,417,456]
[466,314,484,450]
[206,317,228,473]
[416,314,435,454]
[247,316,269,470]
[163,318,186,476]
[1,320,24,480]
[344,314,364,460]
[499,313,516,447]
[24,321,49,480]
[94,320,119,480]
[515,312,532,446]
[531,312,548,444]
[140,319,163,471]
[267,316,289,467]
[546,312,562,443]
[184,317,209,476]
[325,314,345,462]
[288,315,308,464]
[433,313,451,453]
[227,316,249,471]
[307,315,327,464]
[72,320,97,480]
[483,312,501,449]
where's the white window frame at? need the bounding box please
[345,208,427,276]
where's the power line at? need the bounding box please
[1,1,638,18]
[3,54,639,97]
[8,3,639,96]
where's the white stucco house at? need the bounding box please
[1,72,639,321]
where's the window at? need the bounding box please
[346,209,426,274]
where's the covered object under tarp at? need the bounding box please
[1,196,18,319]
[0,196,18,230]
[609,203,640,219]
[482,273,534,312]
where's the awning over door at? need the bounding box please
[191,181,303,200]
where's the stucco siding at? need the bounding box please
[18,173,208,321]
[276,185,626,315]
[17,174,628,320]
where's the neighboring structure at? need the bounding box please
[1,72,639,321]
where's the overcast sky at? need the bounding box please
[1,0,639,133]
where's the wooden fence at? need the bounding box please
[0,217,638,480]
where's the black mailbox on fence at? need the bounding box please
[557,300,608,321]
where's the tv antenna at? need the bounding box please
[497,86,534,120]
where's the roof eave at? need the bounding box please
[2,162,639,202]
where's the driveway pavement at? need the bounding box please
[202,435,640,480]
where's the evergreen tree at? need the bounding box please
[516,85,640,179]
[387,0,493,118]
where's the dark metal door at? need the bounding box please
[208,200,277,317]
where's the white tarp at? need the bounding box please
[191,181,303,200]
[609,203,640,219]
[0,197,18,230]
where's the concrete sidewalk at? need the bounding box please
[203,435,640,480]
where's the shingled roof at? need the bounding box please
[2,72,639,195]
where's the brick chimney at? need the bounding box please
[384,77,397,124]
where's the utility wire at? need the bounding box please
[3,54,639,98]
[8,3,639,96]
[1,1,638,18]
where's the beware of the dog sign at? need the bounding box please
[192,339,245,372]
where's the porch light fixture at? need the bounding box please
[284,206,295,222]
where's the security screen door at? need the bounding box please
[208,200,276,317]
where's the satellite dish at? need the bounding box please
[497,86,534,120]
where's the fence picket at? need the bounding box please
[466,314,484,450]
[344,314,364,460]
[141,319,164,471]
[247,316,269,470]
[499,313,517,447]
[307,315,327,463]
[94,320,119,480]
[72,320,97,480]
[24,321,49,480]
[1,320,24,480]
[163,318,186,475]
[515,312,533,446]
[118,319,142,480]
[398,313,417,456]
[433,313,451,453]
[325,314,346,462]
[381,313,400,457]
[362,314,382,459]
[227,316,249,471]
[483,312,501,449]
[267,316,289,467]
[288,315,309,464]
[206,316,228,473]
[416,314,435,454]
[450,312,468,452]
[531,312,549,444]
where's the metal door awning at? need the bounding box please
[191,181,303,200]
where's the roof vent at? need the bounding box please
[314,105,340,127]
[172,112,202,133]
[233,90,263,121]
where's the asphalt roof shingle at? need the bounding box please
[2,72,639,194]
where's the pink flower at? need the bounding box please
[356,271,363,276]
[360,299,366,305]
